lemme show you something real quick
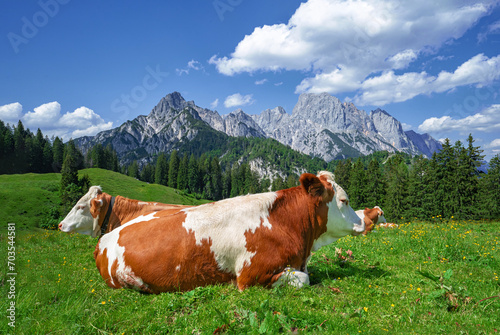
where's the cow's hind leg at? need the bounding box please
[272,267,310,288]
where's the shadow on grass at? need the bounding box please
[308,261,391,286]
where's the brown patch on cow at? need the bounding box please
[238,175,330,289]
[115,210,235,293]
[362,207,383,235]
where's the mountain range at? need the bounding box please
[75,91,441,166]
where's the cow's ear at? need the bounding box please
[90,197,103,219]
[300,173,325,197]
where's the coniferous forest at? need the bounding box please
[1,120,499,222]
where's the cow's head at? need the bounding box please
[58,186,106,237]
[312,171,365,250]
[374,206,387,223]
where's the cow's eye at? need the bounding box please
[78,205,85,210]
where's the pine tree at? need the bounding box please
[127,161,139,179]
[384,155,409,222]
[462,134,485,218]
[210,157,223,200]
[188,154,200,194]
[365,158,385,206]
[60,153,80,214]
[406,155,428,219]
[222,169,232,199]
[52,137,64,172]
[155,153,168,186]
[177,155,189,191]
[168,150,180,188]
[334,159,351,190]
[478,154,500,219]
[42,140,53,173]
[349,159,368,209]
[271,176,285,191]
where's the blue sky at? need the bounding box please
[1,0,500,160]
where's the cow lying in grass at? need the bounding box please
[355,206,387,235]
[90,171,364,293]
[58,186,190,237]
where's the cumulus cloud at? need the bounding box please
[418,104,500,133]
[0,101,112,140]
[353,54,500,105]
[209,0,498,104]
[487,138,500,147]
[0,102,23,123]
[23,101,61,127]
[255,79,268,85]
[224,93,255,108]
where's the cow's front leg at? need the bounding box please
[272,267,310,288]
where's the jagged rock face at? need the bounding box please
[74,91,441,168]
[405,130,442,157]
[223,109,266,138]
[75,92,206,161]
[251,93,441,160]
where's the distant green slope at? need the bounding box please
[0,168,208,230]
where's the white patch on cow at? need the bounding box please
[355,210,365,221]
[138,202,148,206]
[98,212,158,287]
[175,265,181,272]
[272,267,310,288]
[181,192,277,276]
[312,171,364,251]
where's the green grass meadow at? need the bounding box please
[1,170,499,334]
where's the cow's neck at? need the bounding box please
[102,195,160,233]
[365,209,379,224]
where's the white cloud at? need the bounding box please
[1,101,112,140]
[24,101,61,127]
[0,102,22,123]
[418,104,500,133]
[210,0,497,103]
[210,98,219,109]
[487,138,500,148]
[58,106,113,139]
[255,79,268,85]
[176,59,204,76]
[353,54,500,105]
[224,93,255,108]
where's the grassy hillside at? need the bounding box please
[0,168,208,230]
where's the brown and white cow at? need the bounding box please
[93,171,365,293]
[355,206,387,235]
[58,186,190,237]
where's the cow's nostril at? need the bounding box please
[58,222,63,230]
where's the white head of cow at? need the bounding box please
[312,171,365,251]
[374,206,387,223]
[59,186,103,237]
